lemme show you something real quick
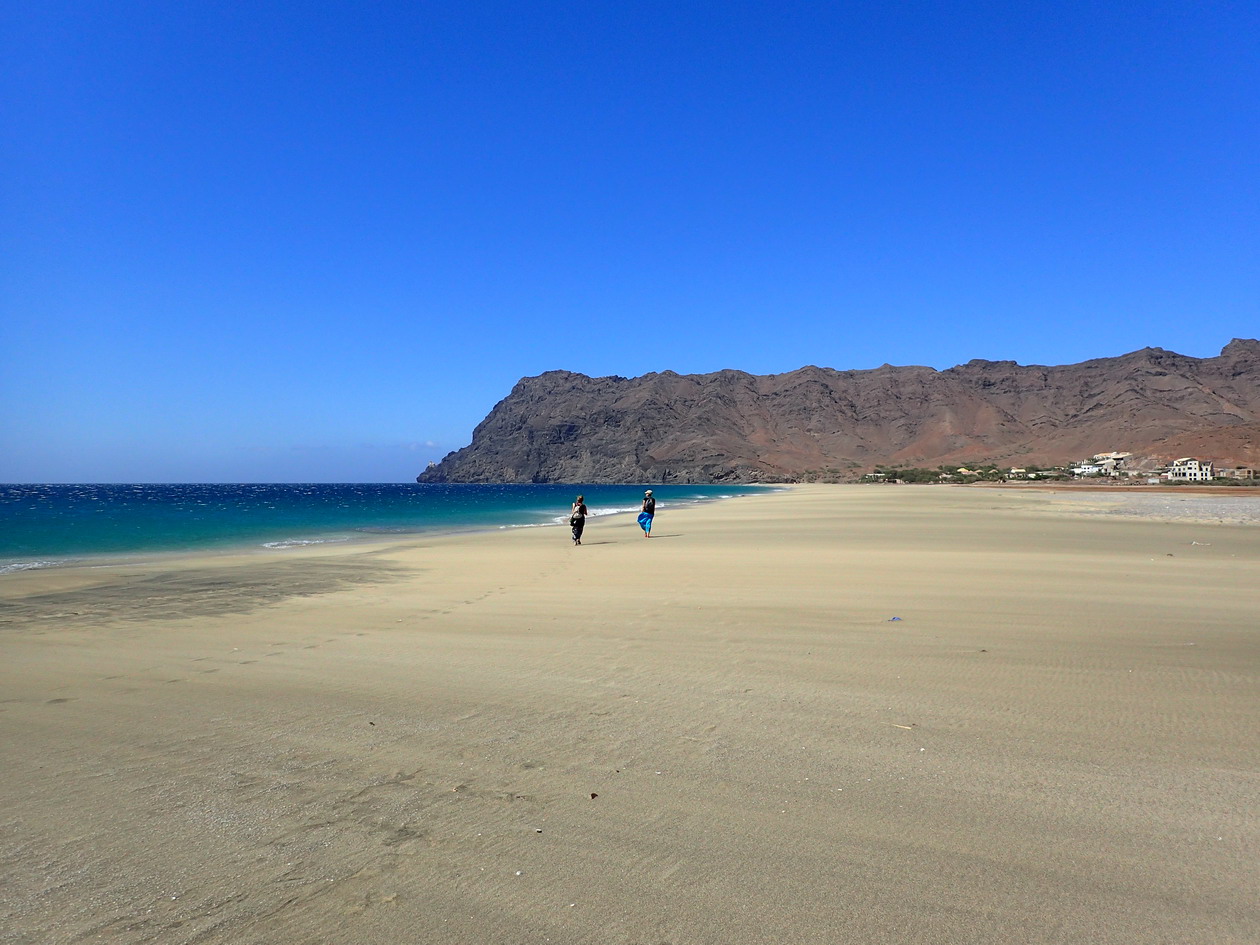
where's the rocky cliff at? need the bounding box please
[418,339,1260,483]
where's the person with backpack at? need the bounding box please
[637,489,655,537]
[570,495,588,545]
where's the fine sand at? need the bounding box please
[1,485,1257,944]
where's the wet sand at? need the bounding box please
[2,485,1257,944]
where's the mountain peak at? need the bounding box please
[1222,338,1260,357]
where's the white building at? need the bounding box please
[1090,452,1131,476]
[1166,458,1214,481]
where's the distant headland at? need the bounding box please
[419,340,1260,484]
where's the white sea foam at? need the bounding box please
[590,505,642,517]
[0,560,58,575]
[261,537,351,549]
[555,505,642,525]
[500,504,648,529]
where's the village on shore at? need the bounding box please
[851,451,1256,485]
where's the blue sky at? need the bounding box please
[2,1,1256,482]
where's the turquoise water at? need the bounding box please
[0,483,769,572]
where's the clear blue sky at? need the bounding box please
[2,1,1256,482]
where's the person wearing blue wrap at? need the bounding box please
[638,490,655,537]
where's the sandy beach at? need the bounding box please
[2,485,1257,945]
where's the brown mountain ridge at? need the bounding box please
[419,339,1260,483]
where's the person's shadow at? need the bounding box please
[575,535,683,545]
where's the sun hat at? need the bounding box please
[645,489,653,494]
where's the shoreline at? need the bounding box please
[9,480,1256,577]
[3,485,1257,944]
[0,485,775,578]
[4,481,1258,611]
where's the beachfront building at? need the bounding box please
[1072,452,1133,477]
[1218,466,1255,480]
[1166,458,1214,481]
[1093,452,1131,476]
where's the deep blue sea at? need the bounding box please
[0,483,770,573]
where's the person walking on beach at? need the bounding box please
[638,489,656,537]
[570,495,588,545]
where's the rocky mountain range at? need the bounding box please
[418,339,1260,483]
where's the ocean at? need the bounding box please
[0,483,770,573]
